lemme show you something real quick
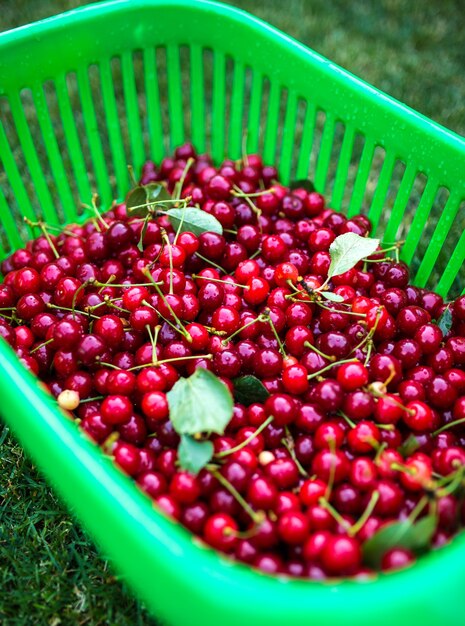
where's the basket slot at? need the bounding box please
[0,185,22,254]
[54,74,92,210]
[262,81,282,166]
[414,189,462,289]
[401,177,438,267]
[246,69,263,155]
[0,106,36,241]
[121,50,145,174]
[347,138,376,216]
[368,151,396,234]
[278,89,298,183]
[295,100,315,180]
[30,83,75,224]
[179,46,192,149]
[99,58,128,197]
[211,50,226,163]
[382,162,417,243]
[143,47,164,163]
[201,48,214,154]
[331,124,356,211]
[9,90,56,224]
[228,60,245,160]
[189,44,206,154]
[314,112,336,195]
[437,199,465,296]
[76,65,112,207]
[167,44,184,152]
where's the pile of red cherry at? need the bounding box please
[1,142,465,580]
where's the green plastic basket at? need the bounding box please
[1,1,465,625]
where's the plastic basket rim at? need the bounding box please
[1,1,465,623]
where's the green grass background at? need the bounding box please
[1,1,464,624]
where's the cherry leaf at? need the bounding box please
[362,515,437,568]
[233,375,270,406]
[437,306,453,336]
[289,179,315,192]
[167,368,233,435]
[320,291,344,303]
[398,434,421,458]
[126,183,172,217]
[328,233,380,278]
[167,207,223,236]
[178,435,214,475]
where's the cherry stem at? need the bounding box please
[432,416,465,437]
[46,302,100,320]
[25,217,77,238]
[369,388,415,416]
[173,157,195,203]
[39,222,60,259]
[159,228,175,294]
[232,188,274,198]
[307,358,358,381]
[71,279,93,318]
[97,361,122,370]
[127,354,213,372]
[390,462,418,476]
[128,197,190,214]
[146,324,160,365]
[92,194,109,230]
[127,164,138,187]
[210,468,262,524]
[262,309,286,358]
[435,465,465,498]
[98,274,116,293]
[192,274,248,289]
[195,253,227,274]
[95,281,160,289]
[407,495,429,525]
[79,395,105,403]
[103,298,130,314]
[142,268,191,342]
[338,411,356,429]
[303,341,335,362]
[216,415,274,458]
[316,301,366,317]
[349,490,380,536]
[232,184,261,217]
[318,497,352,531]
[102,431,120,454]
[281,426,308,477]
[324,438,337,500]
[221,315,265,345]
[349,308,383,361]
[30,338,54,353]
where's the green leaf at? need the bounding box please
[289,179,315,192]
[125,183,172,217]
[320,291,344,303]
[233,375,270,406]
[362,515,436,568]
[177,434,214,475]
[137,213,151,252]
[437,306,453,335]
[409,516,437,551]
[167,207,223,236]
[398,434,421,458]
[167,368,233,435]
[125,186,147,216]
[328,233,380,278]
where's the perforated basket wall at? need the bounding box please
[1,2,465,626]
